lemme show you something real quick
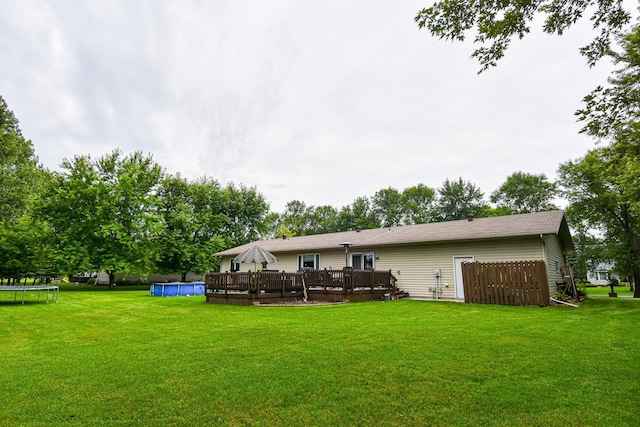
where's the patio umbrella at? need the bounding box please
[232,245,278,267]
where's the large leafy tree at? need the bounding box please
[491,172,558,213]
[277,200,311,237]
[435,177,487,221]
[564,22,640,296]
[578,22,640,139]
[416,0,631,72]
[372,185,437,226]
[276,201,340,236]
[0,215,52,284]
[372,187,406,227]
[0,96,49,283]
[307,205,340,235]
[558,147,640,297]
[156,175,227,281]
[336,196,380,231]
[0,96,40,224]
[223,183,270,246]
[402,184,436,224]
[38,150,165,288]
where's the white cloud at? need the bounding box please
[0,0,616,211]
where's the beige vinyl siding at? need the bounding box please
[373,244,457,299]
[220,251,349,273]
[219,255,298,272]
[542,234,567,292]
[372,237,544,299]
[317,251,349,270]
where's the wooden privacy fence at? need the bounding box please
[461,261,550,307]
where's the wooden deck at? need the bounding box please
[205,268,397,305]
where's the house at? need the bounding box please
[215,210,574,301]
[587,263,617,286]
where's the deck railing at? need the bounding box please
[205,268,396,295]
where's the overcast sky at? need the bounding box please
[0,1,618,212]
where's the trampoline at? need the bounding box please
[0,285,59,305]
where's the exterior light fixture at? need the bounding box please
[339,242,351,267]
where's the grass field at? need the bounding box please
[1,288,639,426]
[584,285,634,297]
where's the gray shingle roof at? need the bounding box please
[216,210,573,256]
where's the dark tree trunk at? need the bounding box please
[181,272,187,282]
[621,210,640,298]
[108,270,116,289]
[630,232,640,298]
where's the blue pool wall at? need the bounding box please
[150,282,205,297]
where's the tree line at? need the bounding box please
[272,174,558,237]
[0,96,562,287]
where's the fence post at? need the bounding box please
[343,268,347,295]
[371,269,374,293]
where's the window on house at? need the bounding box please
[230,260,240,272]
[298,254,320,270]
[351,253,375,270]
[596,271,610,281]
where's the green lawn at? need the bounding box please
[1,289,638,426]
[584,285,635,297]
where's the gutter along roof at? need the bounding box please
[216,210,574,256]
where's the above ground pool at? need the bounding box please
[150,282,205,297]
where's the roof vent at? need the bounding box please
[356,226,361,233]
[467,214,474,222]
